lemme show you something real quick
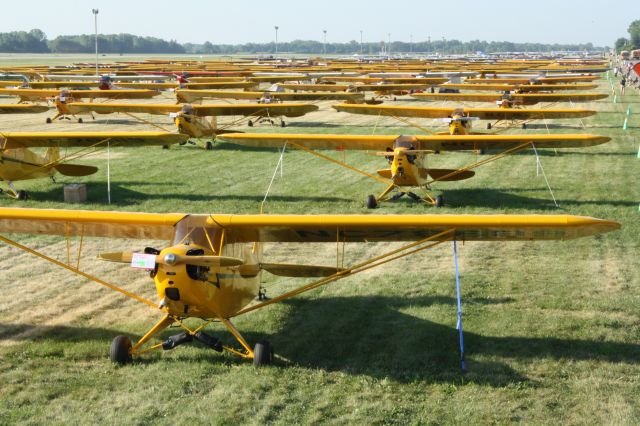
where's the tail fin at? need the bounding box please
[44,146,60,164]
[53,164,98,177]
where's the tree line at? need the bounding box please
[0,29,601,55]
[614,19,640,52]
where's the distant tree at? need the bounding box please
[628,20,640,49]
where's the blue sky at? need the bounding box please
[4,0,635,46]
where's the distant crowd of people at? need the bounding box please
[613,58,639,96]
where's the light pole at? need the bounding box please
[410,33,413,53]
[323,30,327,55]
[360,30,363,54]
[387,33,391,57]
[274,26,279,55]
[92,9,99,76]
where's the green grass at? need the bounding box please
[0,69,639,425]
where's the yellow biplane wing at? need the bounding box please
[439,83,599,92]
[66,102,320,118]
[411,92,609,104]
[0,104,49,114]
[175,90,364,103]
[217,133,610,151]
[0,208,620,242]
[0,88,159,101]
[332,103,597,120]
[0,131,188,149]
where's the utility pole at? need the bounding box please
[360,30,363,54]
[274,26,279,55]
[92,9,99,76]
[410,33,413,53]
[323,30,327,55]
[388,33,391,57]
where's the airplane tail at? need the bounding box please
[53,164,99,177]
[424,168,475,181]
[44,146,60,164]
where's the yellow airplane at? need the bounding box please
[466,76,599,84]
[218,133,610,208]
[0,131,187,199]
[175,89,364,104]
[411,92,609,105]
[0,207,620,365]
[0,88,160,104]
[54,102,320,138]
[332,103,597,132]
[437,83,599,92]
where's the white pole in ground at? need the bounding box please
[92,9,99,76]
[107,140,111,204]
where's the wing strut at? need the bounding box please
[453,240,465,372]
[231,228,456,317]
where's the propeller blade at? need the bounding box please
[97,252,134,263]
[261,263,344,277]
[156,253,245,267]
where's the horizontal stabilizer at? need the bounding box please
[261,263,343,277]
[426,168,475,181]
[53,163,98,177]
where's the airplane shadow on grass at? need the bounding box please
[2,295,638,386]
[392,187,636,210]
[26,183,352,205]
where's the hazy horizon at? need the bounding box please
[3,0,635,47]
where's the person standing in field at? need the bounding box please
[620,76,626,95]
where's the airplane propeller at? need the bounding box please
[97,251,245,267]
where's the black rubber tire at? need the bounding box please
[205,141,214,150]
[486,123,492,130]
[522,123,527,129]
[162,145,169,150]
[253,341,274,367]
[280,120,286,128]
[46,117,52,124]
[77,118,83,123]
[435,195,444,208]
[110,335,132,364]
[366,194,378,209]
[16,190,28,200]
[248,120,253,127]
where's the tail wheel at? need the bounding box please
[110,335,132,364]
[366,194,378,209]
[248,120,253,127]
[280,120,286,128]
[205,141,214,150]
[522,123,527,129]
[162,145,169,150]
[77,118,83,123]
[46,117,52,124]
[253,341,274,367]
[486,123,492,130]
[435,195,444,208]
[16,190,28,201]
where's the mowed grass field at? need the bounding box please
[0,60,639,424]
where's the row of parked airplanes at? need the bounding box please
[0,57,621,367]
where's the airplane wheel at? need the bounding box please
[77,118,83,123]
[110,335,132,364]
[522,123,527,129]
[366,194,378,209]
[46,117,52,124]
[280,120,286,128]
[16,190,28,201]
[248,120,253,127]
[253,341,274,367]
[486,123,492,130]
[435,195,444,208]
[205,141,214,150]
